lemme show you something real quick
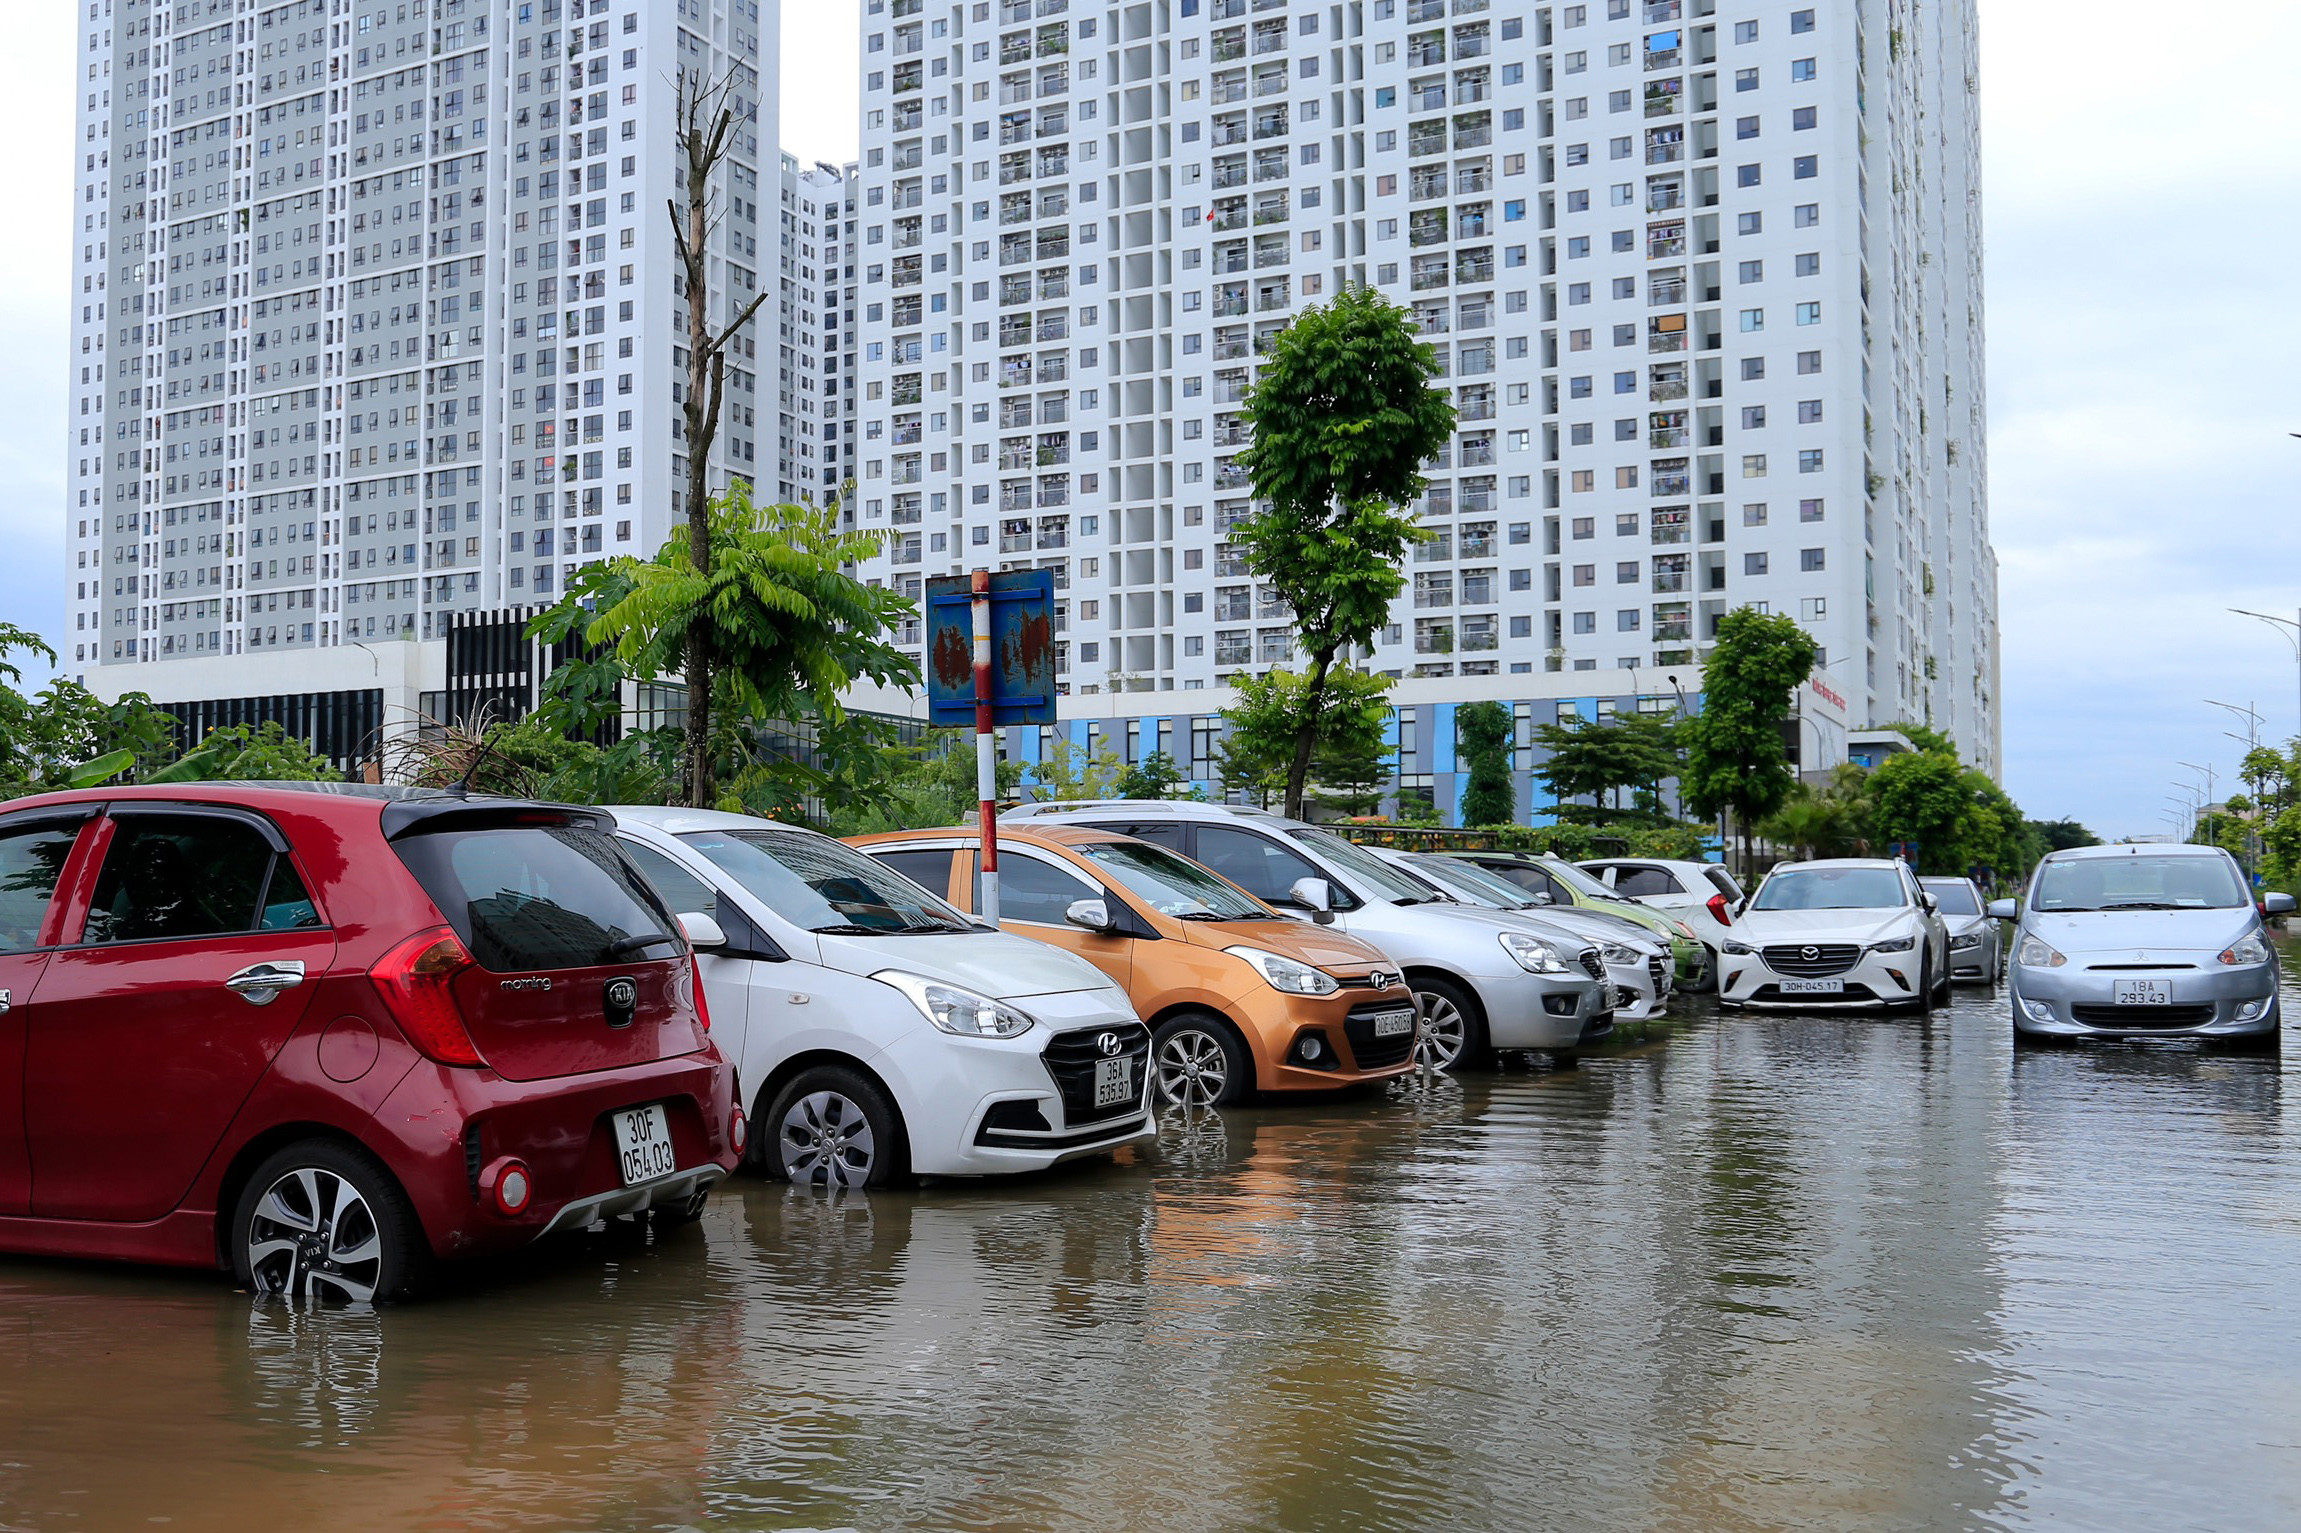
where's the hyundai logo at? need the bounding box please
[605,977,639,1011]
[1801,945,1820,961]
[1097,1031,1124,1056]
[1370,971,1399,990]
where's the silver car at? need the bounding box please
[1920,876,2003,984]
[1995,844,2295,1047]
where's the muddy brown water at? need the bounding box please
[4,951,2299,1532]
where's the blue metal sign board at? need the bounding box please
[925,569,1058,727]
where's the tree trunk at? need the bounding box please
[1282,645,1335,821]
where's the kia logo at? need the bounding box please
[1801,945,1819,961]
[1097,1031,1123,1056]
[605,977,638,1010]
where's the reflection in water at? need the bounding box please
[0,957,2296,1531]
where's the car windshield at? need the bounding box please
[1415,856,1541,910]
[1543,857,1625,900]
[1286,828,1445,904]
[1922,881,1981,915]
[682,828,976,934]
[2032,855,2248,913]
[1076,840,1271,921]
[1751,866,1908,912]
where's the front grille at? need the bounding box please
[1762,943,1862,978]
[2085,963,2198,972]
[1040,1021,1152,1123]
[1647,955,1668,995]
[1343,1004,1418,1070]
[1335,971,1401,990]
[2070,1003,2217,1030]
[1578,948,1607,982]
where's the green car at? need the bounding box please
[1447,851,1713,990]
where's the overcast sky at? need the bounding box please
[5,3,2296,841]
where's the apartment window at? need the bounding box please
[1573,612,1597,634]
[1796,302,1822,325]
[1797,400,1823,424]
[1736,116,1759,140]
[1796,203,1820,227]
[1794,156,1818,179]
[1615,467,1639,490]
[1800,498,1825,521]
[1743,502,1768,526]
[1616,561,1639,584]
[1610,136,1633,160]
[1791,57,1816,81]
[1744,551,1769,575]
[1739,308,1764,332]
[1567,237,1591,258]
[1738,211,1764,235]
[1798,449,1825,473]
[1797,351,1823,378]
[1572,470,1595,493]
[1742,454,1768,478]
[1608,91,1632,113]
[1573,517,1595,539]
[1793,106,1818,130]
[1617,609,1641,632]
[1573,564,1596,587]
[1736,164,1761,188]
[1735,68,1759,91]
[1569,283,1591,305]
[1734,20,1758,42]
[1800,547,1826,571]
[1791,9,1815,32]
[1741,405,1767,429]
[1741,357,1767,380]
[1739,259,1764,283]
[1795,253,1822,278]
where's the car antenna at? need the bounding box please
[448,724,502,800]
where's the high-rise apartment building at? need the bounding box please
[64,0,783,740]
[776,154,860,505]
[850,0,1998,806]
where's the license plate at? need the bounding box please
[1780,978,1845,995]
[1093,1055,1135,1109]
[2114,978,2172,1006]
[1371,1008,1415,1038]
[612,1104,677,1186]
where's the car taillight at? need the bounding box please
[690,953,713,1033]
[1708,892,1732,928]
[370,926,486,1067]
[490,1159,534,1216]
[729,1105,748,1155]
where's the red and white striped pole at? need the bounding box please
[972,568,1001,925]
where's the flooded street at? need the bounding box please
[4,952,2299,1533]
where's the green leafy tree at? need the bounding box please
[1681,607,1820,877]
[1218,666,1394,816]
[1117,750,1191,801]
[1031,737,1130,802]
[2026,818,2101,855]
[541,483,917,810]
[1235,285,1456,817]
[1533,711,1685,824]
[1757,763,1878,860]
[826,730,1026,835]
[1455,700,1517,827]
[150,723,340,783]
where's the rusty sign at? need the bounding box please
[925,569,1058,727]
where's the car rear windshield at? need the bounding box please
[1076,840,1269,921]
[683,827,975,935]
[2032,855,2247,912]
[395,822,682,972]
[1544,857,1625,900]
[1751,867,1908,912]
[1923,882,1981,915]
[1417,856,1539,910]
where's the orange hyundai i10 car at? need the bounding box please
[848,826,1421,1109]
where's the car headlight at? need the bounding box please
[1949,932,1982,951]
[1720,938,1755,956]
[1499,931,1570,974]
[1870,936,1917,954]
[871,971,1037,1038]
[2014,935,2067,969]
[1223,945,1341,995]
[2219,932,2272,966]
[1600,942,1641,965]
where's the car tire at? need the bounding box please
[231,1139,431,1304]
[1152,1011,1252,1109]
[1914,954,1937,1014]
[1412,976,1493,1073]
[765,1066,910,1190]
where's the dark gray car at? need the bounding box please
[1919,876,2002,984]
[1994,844,2293,1046]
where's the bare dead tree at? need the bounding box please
[668,67,772,807]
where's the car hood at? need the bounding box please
[1739,908,1919,945]
[2024,907,2258,959]
[813,929,1123,1001]
[1182,917,1393,972]
[1422,901,1596,950]
[1511,906,1664,954]
[1940,912,1991,938]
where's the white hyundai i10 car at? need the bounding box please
[1717,858,1950,1010]
[607,807,1155,1186]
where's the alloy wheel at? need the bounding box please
[1155,1027,1230,1109]
[1415,991,1467,1070]
[781,1090,878,1189]
[245,1167,387,1304]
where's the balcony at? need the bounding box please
[1216,638,1252,666]
[1213,161,1249,189]
[1407,33,1446,67]
[1649,427,1688,449]
[1210,78,1248,105]
[1453,114,1492,150]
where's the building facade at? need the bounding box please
[776,154,860,505]
[847,0,1997,806]
[64,0,781,737]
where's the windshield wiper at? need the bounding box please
[602,931,679,959]
[1172,910,1234,921]
[808,922,899,935]
[2096,900,2188,911]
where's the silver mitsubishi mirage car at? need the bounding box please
[1995,843,2295,1047]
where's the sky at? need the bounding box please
[4,3,2296,842]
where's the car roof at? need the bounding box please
[606,804,827,837]
[1765,857,1906,872]
[2042,842,2227,862]
[0,782,599,835]
[1001,798,1295,824]
[1917,875,1978,887]
[851,823,1131,849]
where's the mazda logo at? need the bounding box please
[1097,1031,1123,1056]
[1801,945,1819,961]
[605,978,638,1010]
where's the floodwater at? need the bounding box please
[5,952,2301,1533]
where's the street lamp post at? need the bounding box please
[2231,607,2301,739]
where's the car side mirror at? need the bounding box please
[1288,876,1337,924]
[1064,898,1116,932]
[2264,892,2297,916]
[1986,899,2018,920]
[1531,892,1554,905]
[1920,892,1938,914]
[678,912,727,951]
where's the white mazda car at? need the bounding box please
[1717,858,1951,1010]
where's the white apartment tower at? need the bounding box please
[851,0,1998,779]
[776,154,860,504]
[64,0,784,731]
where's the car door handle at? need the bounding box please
[224,961,306,1006]
[0,988,10,1014]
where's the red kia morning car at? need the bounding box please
[0,784,743,1301]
